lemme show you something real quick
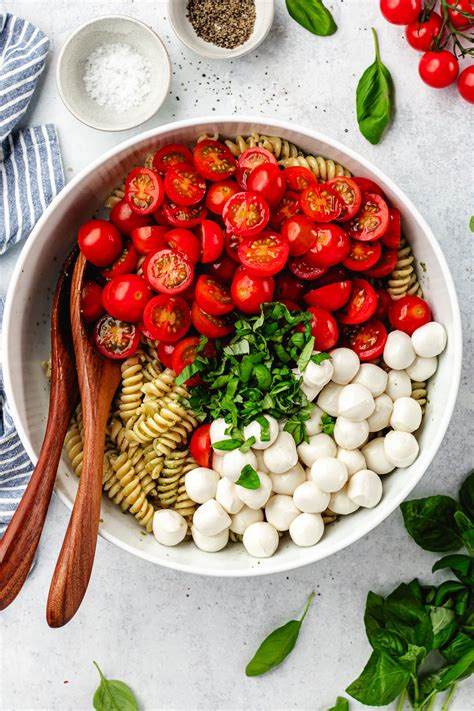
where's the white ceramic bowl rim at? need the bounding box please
[3,116,462,577]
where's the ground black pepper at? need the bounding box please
[187,0,256,49]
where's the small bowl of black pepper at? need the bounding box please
[168,0,274,59]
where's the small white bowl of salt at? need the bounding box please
[57,15,171,131]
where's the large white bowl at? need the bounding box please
[3,117,462,577]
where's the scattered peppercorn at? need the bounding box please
[187,0,256,49]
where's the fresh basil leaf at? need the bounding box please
[397,644,426,674]
[364,591,407,657]
[256,415,271,442]
[246,592,314,676]
[459,470,474,519]
[212,439,242,451]
[321,413,336,436]
[311,352,331,365]
[239,436,256,454]
[427,605,457,649]
[454,510,474,549]
[236,465,260,490]
[434,648,474,691]
[400,495,462,552]
[284,417,307,445]
[175,361,202,386]
[441,632,474,664]
[297,337,315,372]
[254,364,272,389]
[470,216,474,233]
[384,582,434,651]
[433,554,474,588]
[224,340,251,356]
[327,697,349,711]
[286,0,337,36]
[356,28,393,145]
[92,662,138,711]
[434,580,468,607]
[346,649,410,706]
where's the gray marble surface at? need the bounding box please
[1,1,473,709]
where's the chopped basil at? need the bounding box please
[236,465,260,490]
[212,439,242,451]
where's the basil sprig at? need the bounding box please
[236,465,260,490]
[92,662,138,711]
[356,28,393,145]
[246,592,314,676]
[286,0,337,37]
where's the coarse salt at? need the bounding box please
[83,42,151,112]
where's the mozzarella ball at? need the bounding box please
[270,463,306,495]
[310,457,348,493]
[222,448,257,483]
[265,494,300,531]
[192,525,229,552]
[336,447,366,476]
[317,382,344,417]
[263,431,298,473]
[293,480,330,513]
[334,417,369,450]
[383,331,416,370]
[236,471,272,510]
[255,449,269,473]
[185,467,220,504]
[330,347,360,384]
[328,487,359,515]
[305,404,324,436]
[210,418,232,452]
[302,356,334,389]
[289,513,324,547]
[338,383,375,422]
[412,322,447,358]
[362,439,395,475]
[385,369,412,400]
[153,509,187,547]
[347,469,383,508]
[243,522,279,558]
[390,396,422,433]
[230,505,264,534]
[243,415,279,450]
[192,499,231,536]
[384,430,419,468]
[215,477,244,514]
[352,363,388,397]
[406,356,437,381]
[367,393,393,432]
[297,433,337,467]
[212,452,224,476]
[301,381,322,402]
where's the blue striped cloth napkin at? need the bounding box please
[0,12,65,533]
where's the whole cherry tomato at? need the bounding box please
[443,0,474,29]
[405,11,443,51]
[458,65,474,103]
[305,223,350,268]
[78,219,122,267]
[102,274,151,322]
[110,199,151,235]
[274,271,305,303]
[81,281,104,322]
[207,254,238,284]
[230,267,274,314]
[305,307,339,350]
[205,180,240,215]
[419,50,459,88]
[380,0,421,24]
[247,163,286,207]
[131,226,169,255]
[388,295,432,334]
[281,215,317,257]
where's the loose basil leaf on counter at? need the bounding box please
[356,28,393,145]
[327,697,349,711]
[236,465,260,490]
[286,0,337,37]
[246,592,315,676]
[459,470,474,519]
[346,649,410,706]
[400,495,462,552]
[92,662,139,711]
[470,216,474,233]
[432,554,474,587]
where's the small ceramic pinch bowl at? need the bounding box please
[56,15,171,132]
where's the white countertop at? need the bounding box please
[1,2,472,710]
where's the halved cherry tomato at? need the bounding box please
[348,193,389,242]
[303,281,352,311]
[222,191,270,237]
[283,166,317,192]
[131,225,169,255]
[110,200,151,235]
[327,177,362,221]
[196,220,224,263]
[301,184,342,222]
[102,274,151,322]
[280,300,302,311]
[306,307,339,350]
[138,319,157,341]
[94,315,140,359]
[238,231,289,277]
[190,424,212,468]
[352,177,385,198]
[153,143,194,173]
[207,254,238,284]
[270,191,301,229]
[345,319,388,361]
[191,302,235,337]
[164,162,206,206]
[388,295,432,335]
[81,281,104,322]
[143,294,191,342]
[288,255,328,281]
[281,215,317,257]
[156,341,176,369]
[338,278,377,325]
[171,337,215,386]
[224,230,245,262]
[373,287,392,321]
[381,208,401,249]
[231,267,275,314]
[125,167,164,215]
[236,147,278,189]
[166,228,201,264]
[205,179,240,214]
[193,139,236,181]
[100,242,138,278]
[78,219,123,267]
[144,248,194,294]
[162,199,207,228]
[305,223,350,268]
[247,163,286,207]
[195,274,234,315]
[363,248,398,278]
[343,240,382,272]
[274,271,305,303]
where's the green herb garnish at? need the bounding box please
[470,217,474,233]
[236,465,260,490]
[286,0,337,37]
[321,413,336,435]
[356,28,393,145]
[92,661,138,711]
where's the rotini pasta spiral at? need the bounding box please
[63,419,83,478]
[111,452,155,530]
[119,354,145,423]
[387,238,423,300]
[128,397,189,444]
[411,381,427,414]
[173,454,198,523]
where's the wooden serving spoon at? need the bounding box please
[46,252,121,628]
[0,249,79,610]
